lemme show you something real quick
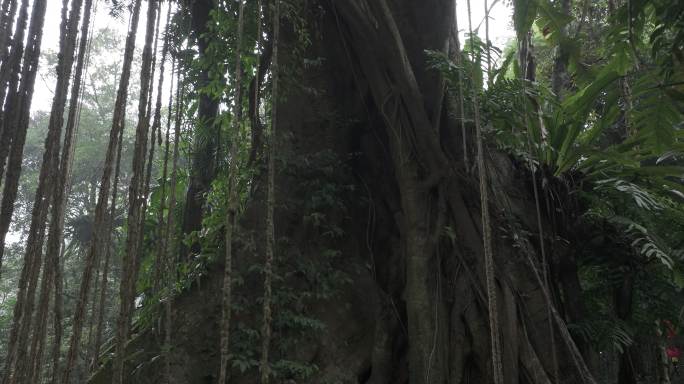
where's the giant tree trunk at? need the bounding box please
[90,2,596,383]
[180,0,222,258]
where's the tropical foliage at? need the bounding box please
[433,0,684,369]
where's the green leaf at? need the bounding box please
[535,0,574,43]
[514,0,538,41]
[492,49,516,84]
[674,267,684,289]
[562,68,620,117]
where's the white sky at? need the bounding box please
[30,0,515,112]
[457,0,515,56]
[32,0,151,112]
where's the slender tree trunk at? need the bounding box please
[163,70,185,384]
[153,136,171,293]
[146,0,162,123]
[616,269,638,384]
[89,18,132,370]
[260,0,279,382]
[61,1,143,381]
[484,0,492,80]
[3,0,79,381]
[0,0,22,88]
[27,1,93,381]
[113,0,159,381]
[451,0,468,168]
[50,242,66,384]
[574,0,589,39]
[137,0,164,221]
[0,0,30,277]
[466,0,503,380]
[517,17,562,382]
[84,252,103,373]
[247,0,268,167]
[52,1,95,377]
[90,112,126,373]
[0,0,16,58]
[219,1,246,381]
[0,0,22,134]
[152,3,174,295]
[138,0,170,292]
[0,0,19,120]
[552,0,571,98]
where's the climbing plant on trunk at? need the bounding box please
[260,0,279,382]
[163,66,186,384]
[2,0,79,381]
[61,0,144,381]
[28,0,93,380]
[113,0,159,381]
[219,0,246,381]
[89,96,127,375]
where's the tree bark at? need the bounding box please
[0,0,24,191]
[62,0,143,381]
[180,0,222,258]
[552,0,571,98]
[162,68,185,384]
[0,0,30,277]
[0,0,20,179]
[616,268,637,384]
[1,0,72,381]
[85,252,103,375]
[467,0,504,381]
[50,243,66,384]
[152,3,174,295]
[137,0,169,297]
[0,0,16,60]
[247,0,270,167]
[113,0,159,381]
[260,0,279,382]
[219,0,246,382]
[28,0,93,380]
[332,1,451,381]
[90,106,126,374]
